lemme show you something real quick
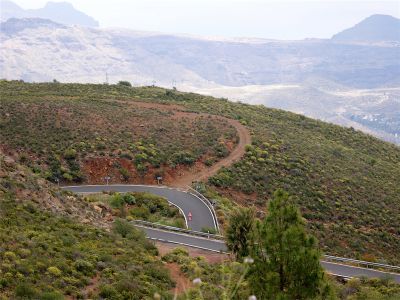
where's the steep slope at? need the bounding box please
[0,81,239,186]
[332,14,400,42]
[0,151,175,298]
[1,81,399,265]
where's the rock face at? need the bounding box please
[0,0,99,27]
[332,14,400,42]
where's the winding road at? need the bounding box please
[62,104,400,283]
[63,184,400,283]
[63,185,216,232]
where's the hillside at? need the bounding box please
[0,81,238,185]
[1,80,399,265]
[0,150,177,298]
[1,147,399,300]
[1,16,399,145]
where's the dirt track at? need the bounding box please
[114,100,251,187]
[172,116,251,187]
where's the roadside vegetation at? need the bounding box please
[0,126,399,299]
[161,191,400,299]
[0,155,174,299]
[1,80,399,265]
[86,192,186,228]
[162,247,400,300]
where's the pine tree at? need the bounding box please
[248,189,327,299]
[226,207,255,260]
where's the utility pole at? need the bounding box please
[105,72,109,84]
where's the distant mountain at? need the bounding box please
[0,0,99,27]
[332,14,400,42]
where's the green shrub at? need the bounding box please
[172,151,196,165]
[113,219,136,238]
[117,81,132,87]
[47,267,62,277]
[119,168,130,181]
[15,282,38,298]
[4,251,17,261]
[122,193,136,205]
[74,259,94,276]
[40,291,64,300]
[99,284,118,298]
[63,148,77,160]
[110,193,124,208]
[130,206,150,220]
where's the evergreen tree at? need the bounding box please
[226,206,255,260]
[248,189,327,299]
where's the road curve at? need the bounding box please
[139,226,400,283]
[62,184,216,232]
[64,184,400,283]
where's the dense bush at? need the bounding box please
[89,192,186,228]
[117,80,132,87]
[0,80,237,185]
[0,194,172,298]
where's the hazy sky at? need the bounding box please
[11,0,400,39]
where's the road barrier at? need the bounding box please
[323,255,400,273]
[130,219,224,240]
[132,220,400,277]
[64,184,400,277]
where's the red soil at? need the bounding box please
[82,101,251,188]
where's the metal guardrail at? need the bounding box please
[64,184,400,275]
[187,186,221,234]
[323,255,400,273]
[131,219,224,240]
[133,220,400,274]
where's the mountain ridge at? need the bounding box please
[0,0,99,27]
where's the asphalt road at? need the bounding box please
[62,184,216,232]
[139,226,400,283]
[137,226,227,252]
[64,184,400,283]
